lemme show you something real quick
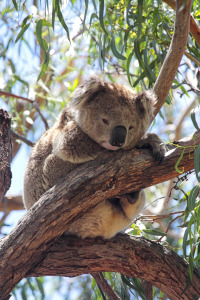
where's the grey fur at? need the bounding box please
[23,76,164,239]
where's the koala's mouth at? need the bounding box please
[101,141,121,151]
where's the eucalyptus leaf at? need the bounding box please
[194,143,200,182]
[143,229,167,236]
[110,33,126,60]
[188,186,199,212]
[15,24,30,43]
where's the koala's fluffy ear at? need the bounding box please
[135,90,157,116]
[69,76,105,110]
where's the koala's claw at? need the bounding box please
[136,132,166,164]
[154,152,160,162]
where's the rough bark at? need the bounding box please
[28,234,200,300]
[153,0,192,117]
[0,109,12,202]
[0,130,199,300]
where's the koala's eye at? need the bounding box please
[129,126,133,130]
[102,118,109,125]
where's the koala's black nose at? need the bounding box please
[110,126,127,147]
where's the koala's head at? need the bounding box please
[68,76,156,150]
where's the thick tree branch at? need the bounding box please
[0,130,199,299]
[153,0,192,117]
[0,109,12,202]
[28,234,200,300]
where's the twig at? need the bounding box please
[92,272,122,300]
[10,130,35,147]
[184,50,200,68]
[0,90,49,130]
[156,214,184,243]
[182,79,200,96]
[32,101,49,130]
[141,211,185,221]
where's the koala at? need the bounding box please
[23,76,165,239]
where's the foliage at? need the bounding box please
[0,0,200,299]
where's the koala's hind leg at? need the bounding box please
[118,190,146,221]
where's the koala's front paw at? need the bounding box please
[136,133,166,164]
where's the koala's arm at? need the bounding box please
[52,119,105,164]
[136,132,166,163]
[65,190,145,239]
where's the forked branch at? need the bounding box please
[0,130,200,299]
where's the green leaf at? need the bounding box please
[144,38,156,82]
[37,54,49,81]
[171,79,183,89]
[35,278,45,299]
[152,40,165,62]
[91,0,97,12]
[15,24,30,43]
[13,75,29,89]
[99,0,108,35]
[53,0,70,42]
[102,34,107,69]
[137,0,143,38]
[134,39,155,81]
[40,19,52,27]
[193,253,200,262]
[175,149,185,174]
[183,226,189,257]
[36,20,47,53]
[90,13,99,26]
[142,229,167,236]
[132,58,159,88]
[188,252,194,280]
[181,277,192,296]
[52,4,56,29]
[180,84,190,98]
[110,33,126,60]
[12,0,18,11]
[21,15,32,27]
[99,34,103,69]
[194,143,200,182]
[188,186,199,212]
[191,105,200,130]
[83,0,88,29]
[127,51,134,86]
[197,205,200,229]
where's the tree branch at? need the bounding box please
[28,234,200,300]
[0,195,24,214]
[91,273,121,300]
[153,0,193,117]
[163,0,200,47]
[0,130,200,299]
[0,109,12,202]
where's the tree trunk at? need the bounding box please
[0,109,12,202]
[0,130,199,300]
